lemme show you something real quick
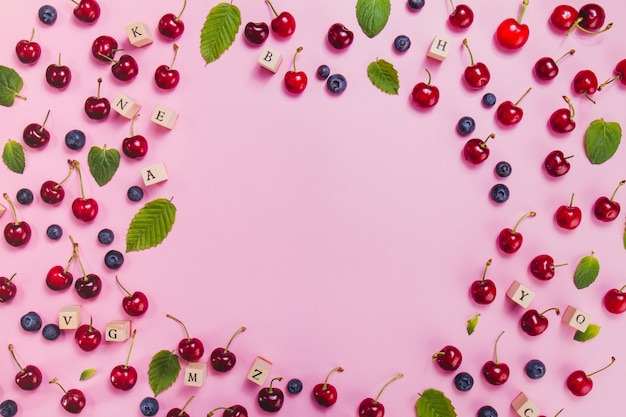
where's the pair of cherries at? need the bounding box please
[243,0,295,45]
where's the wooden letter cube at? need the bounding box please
[141,163,169,186]
[151,105,178,129]
[184,362,207,387]
[427,36,451,61]
[0,203,6,219]
[59,305,81,330]
[562,305,591,332]
[105,320,132,342]
[506,281,535,308]
[112,93,141,119]
[247,356,272,385]
[125,21,153,47]
[512,392,540,417]
[258,46,283,73]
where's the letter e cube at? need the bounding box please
[59,305,81,330]
[105,320,132,342]
[184,362,207,387]
[511,392,540,417]
[258,46,283,73]
[562,305,591,332]
[150,105,178,129]
[125,22,153,47]
[247,356,272,385]
[506,281,535,308]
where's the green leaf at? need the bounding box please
[356,0,391,38]
[623,218,626,249]
[573,252,600,289]
[367,59,399,95]
[79,368,97,381]
[585,119,622,164]
[87,145,120,186]
[466,314,480,335]
[148,350,181,396]
[126,198,177,252]
[0,66,25,107]
[2,139,25,174]
[200,2,241,65]
[415,388,457,417]
[574,324,601,342]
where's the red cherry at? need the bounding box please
[577,4,612,33]
[604,285,626,314]
[158,0,186,39]
[448,1,474,29]
[520,307,560,336]
[497,211,536,254]
[46,53,71,89]
[463,133,495,165]
[72,0,100,24]
[265,0,295,38]
[593,180,625,222]
[71,161,98,222]
[50,378,86,413]
[244,22,269,45]
[481,331,509,385]
[529,254,567,281]
[23,110,51,149]
[3,193,31,248]
[573,69,598,103]
[74,317,102,352]
[470,259,496,304]
[46,264,74,291]
[555,193,582,229]
[461,38,490,89]
[207,405,248,417]
[411,68,439,108]
[432,346,462,371]
[122,115,148,159]
[357,374,403,417]
[155,44,180,90]
[566,357,615,396]
[0,273,17,302]
[549,96,576,133]
[116,275,149,317]
[85,78,110,120]
[15,29,41,64]
[550,5,579,31]
[495,0,530,49]
[496,87,531,126]
[9,344,42,390]
[41,160,75,204]
[167,314,204,361]
[534,49,575,81]
[209,326,246,372]
[257,377,285,412]
[112,55,139,82]
[327,23,354,49]
[91,35,118,62]
[284,47,307,94]
[544,150,572,177]
[313,366,344,407]
[110,330,138,391]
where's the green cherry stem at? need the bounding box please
[57,52,62,66]
[292,47,303,72]
[462,38,475,66]
[373,373,404,403]
[169,44,179,70]
[49,377,69,394]
[481,259,492,284]
[166,314,192,342]
[481,133,496,148]
[554,409,565,417]
[618,284,626,293]
[3,193,20,226]
[65,235,79,272]
[539,307,560,317]
[115,275,132,297]
[599,73,621,91]
[265,0,279,17]
[517,0,529,24]
[609,180,626,201]
[6,273,17,285]
[586,356,615,377]
[556,49,576,64]
[8,344,25,372]
[322,366,344,390]
[268,377,283,393]
[54,160,75,190]
[69,236,88,280]
[514,87,532,106]
[73,160,86,200]
[29,28,36,42]
[493,331,505,364]
[562,96,575,120]
[38,110,51,134]
[424,68,433,86]
[123,329,137,369]
[512,211,536,233]
[223,326,247,353]
[176,0,187,20]
[178,396,194,417]
[207,408,234,417]
[130,114,140,136]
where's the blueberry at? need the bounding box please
[477,405,498,417]
[104,250,124,270]
[16,188,34,205]
[326,74,347,94]
[453,372,474,391]
[394,35,411,52]
[140,397,159,417]
[525,359,546,379]
[0,400,18,417]
[286,378,303,394]
[65,129,86,150]
[482,93,497,107]
[42,323,61,341]
[495,161,512,178]
[456,116,476,135]
[98,228,114,245]
[46,224,63,240]
[20,311,42,332]
[317,65,330,80]
[490,184,510,203]
[408,0,425,9]
[38,5,57,25]
[127,185,144,202]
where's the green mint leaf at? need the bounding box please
[200,2,241,65]
[148,350,181,396]
[574,252,600,289]
[623,218,626,249]
[2,139,25,174]
[585,119,622,164]
[0,66,25,107]
[367,59,399,95]
[79,368,97,381]
[126,198,177,252]
[415,388,457,417]
[574,324,601,342]
[356,0,391,38]
[466,314,480,335]
[87,145,120,186]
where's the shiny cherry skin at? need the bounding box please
[46,62,71,89]
[593,181,624,222]
[312,367,343,407]
[72,198,99,222]
[155,65,179,89]
[92,35,118,62]
[555,194,581,229]
[496,18,529,49]
[16,364,43,390]
[433,346,462,371]
[40,180,65,204]
[0,273,17,302]
[85,78,110,120]
[75,321,102,352]
[15,34,41,64]
[4,222,31,248]
[244,22,269,45]
[411,70,439,108]
[498,229,522,254]
[604,285,626,314]
[534,57,558,80]
[520,308,559,336]
[158,13,185,39]
[567,370,593,396]
[110,365,138,391]
[122,291,148,316]
[463,134,494,165]
[258,378,285,412]
[464,63,490,89]
[23,123,50,148]
[530,254,559,280]
[270,12,295,38]
[578,3,606,31]
[62,389,86,413]
[327,23,354,49]
[448,4,474,29]
[223,405,248,417]
[550,4,578,31]
[284,48,307,94]
[482,361,509,385]
[470,259,496,304]
[75,274,102,300]
[573,70,598,102]
[178,337,204,361]
[550,108,575,133]
[544,150,571,177]
[111,55,138,81]
[210,348,236,372]
[122,135,148,159]
[73,0,100,23]
[358,398,385,417]
[496,101,523,126]
[46,265,74,291]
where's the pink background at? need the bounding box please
[1,0,626,416]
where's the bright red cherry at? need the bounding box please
[102,54,139,82]
[41,160,75,204]
[46,53,71,89]
[72,0,100,24]
[85,78,110,120]
[71,161,98,222]
[411,69,439,108]
[462,38,490,89]
[110,330,138,391]
[15,29,41,64]
[313,366,344,407]
[167,314,204,361]
[593,180,625,222]
[555,193,582,229]
[534,49,575,81]
[46,239,78,291]
[327,23,354,49]
[122,115,148,159]
[544,150,572,177]
[573,70,598,103]
[550,5,579,31]
[497,211,536,254]
[266,0,295,38]
[244,22,269,45]
[549,96,576,133]
[599,58,626,90]
[91,35,118,62]
[432,346,462,371]
[155,44,180,90]
[50,377,86,413]
[529,254,566,281]
[116,275,149,317]
[481,331,509,385]
[9,344,42,390]
[496,87,531,126]
[74,317,102,352]
[495,0,530,49]
[23,110,51,148]
[604,285,626,314]
[448,0,474,29]
[0,273,17,302]
[566,357,615,396]
[520,307,560,336]
[463,133,495,165]
[284,47,307,94]
[357,374,404,417]
[470,259,496,304]
[209,327,247,372]
[158,0,186,39]
[3,193,31,248]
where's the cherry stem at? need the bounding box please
[480,259,492,284]
[29,28,36,42]
[481,133,496,148]
[7,273,16,283]
[8,344,25,372]
[66,235,79,271]
[599,74,620,91]
[514,87,532,106]
[618,284,626,293]
[539,307,560,317]
[96,78,103,98]
[57,53,62,66]
[512,211,536,233]
[130,114,140,136]
[97,53,118,64]
[224,326,247,353]
[268,376,283,393]
[39,109,51,134]
[166,314,191,341]
[292,47,303,72]
[176,0,187,20]
[568,193,576,208]
[493,331,505,364]
[518,0,529,24]
[265,0,278,17]
[583,92,596,104]
[373,373,404,403]
[74,160,87,200]
[322,366,344,390]
[609,180,625,201]
[424,68,433,86]
[179,396,195,415]
[587,356,615,377]
[115,275,132,297]
[70,237,88,280]
[2,193,20,225]
[562,96,575,120]
[169,44,179,70]
[124,329,137,368]
[448,0,456,11]
[551,263,568,270]
[555,49,575,64]
[554,409,564,417]
[570,20,613,35]
[49,377,68,394]
[88,316,94,332]
[462,39,475,66]
[207,408,233,417]
[55,160,75,189]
